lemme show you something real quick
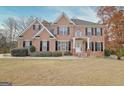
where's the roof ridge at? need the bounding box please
[71,18,97,24]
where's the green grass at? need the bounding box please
[0,57,124,85]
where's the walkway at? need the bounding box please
[0,54,86,60]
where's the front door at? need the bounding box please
[75,42,81,53]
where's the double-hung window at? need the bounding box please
[33,24,42,31]
[42,41,48,51]
[89,42,94,51]
[96,28,101,36]
[95,42,101,51]
[23,41,32,48]
[87,28,92,36]
[75,31,82,37]
[57,41,69,51]
[59,26,68,35]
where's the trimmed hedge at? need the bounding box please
[30,51,52,57]
[64,51,72,56]
[52,51,62,57]
[11,48,28,57]
[30,51,62,57]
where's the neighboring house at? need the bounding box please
[18,13,105,56]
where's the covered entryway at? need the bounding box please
[72,37,90,56]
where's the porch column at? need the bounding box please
[87,38,90,49]
[73,37,75,49]
[72,37,76,55]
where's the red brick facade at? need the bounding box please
[18,13,105,57]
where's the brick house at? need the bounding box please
[18,13,105,56]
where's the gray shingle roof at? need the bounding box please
[71,19,98,25]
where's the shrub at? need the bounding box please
[52,51,62,57]
[29,45,36,53]
[104,48,111,57]
[116,48,124,60]
[30,51,41,57]
[30,51,63,57]
[11,48,28,57]
[40,51,52,57]
[3,47,10,53]
[30,51,52,57]
[0,47,10,53]
[64,51,72,56]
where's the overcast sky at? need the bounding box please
[0,6,100,28]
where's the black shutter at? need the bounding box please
[69,41,71,51]
[91,42,94,51]
[101,42,103,51]
[47,41,49,51]
[30,41,32,46]
[85,28,87,36]
[40,41,42,51]
[68,27,70,35]
[95,28,97,36]
[57,27,59,35]
[39,25,41,30]
[85,42,87,51]
[101,28,103,36]
[23,41,25,48]
[33,25,35,30]
[55,41,58,51]
[95,42,97,51]
[92,28,94,35]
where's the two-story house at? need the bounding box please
[18,13,105,56]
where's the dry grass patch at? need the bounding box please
[0,57,124,85]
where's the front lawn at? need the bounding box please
[0,57,124,85]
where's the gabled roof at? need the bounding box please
[35,19,56,39]
[19,18,56,39]
[71,18,98,25]
[54,12,75,25]
[33,26,56,39]
[19,19,37,36]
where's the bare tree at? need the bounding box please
[2,16,35,49]
[2,17,19,48]
[17,16,35,32]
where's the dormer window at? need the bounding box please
[33,24,42,31]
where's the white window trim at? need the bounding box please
[57,41,69,51]
[59,25,68,35]
[42,41,48,51]
[75,31,82,37]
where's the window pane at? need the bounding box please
[97,28,101,36]
[75,31,82,37]
[97,42,101,51]
[25,41,30,47]
[57,41,69,51]
[87,28,91,36]
[42,41,47,51]
[59,26,68,35]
